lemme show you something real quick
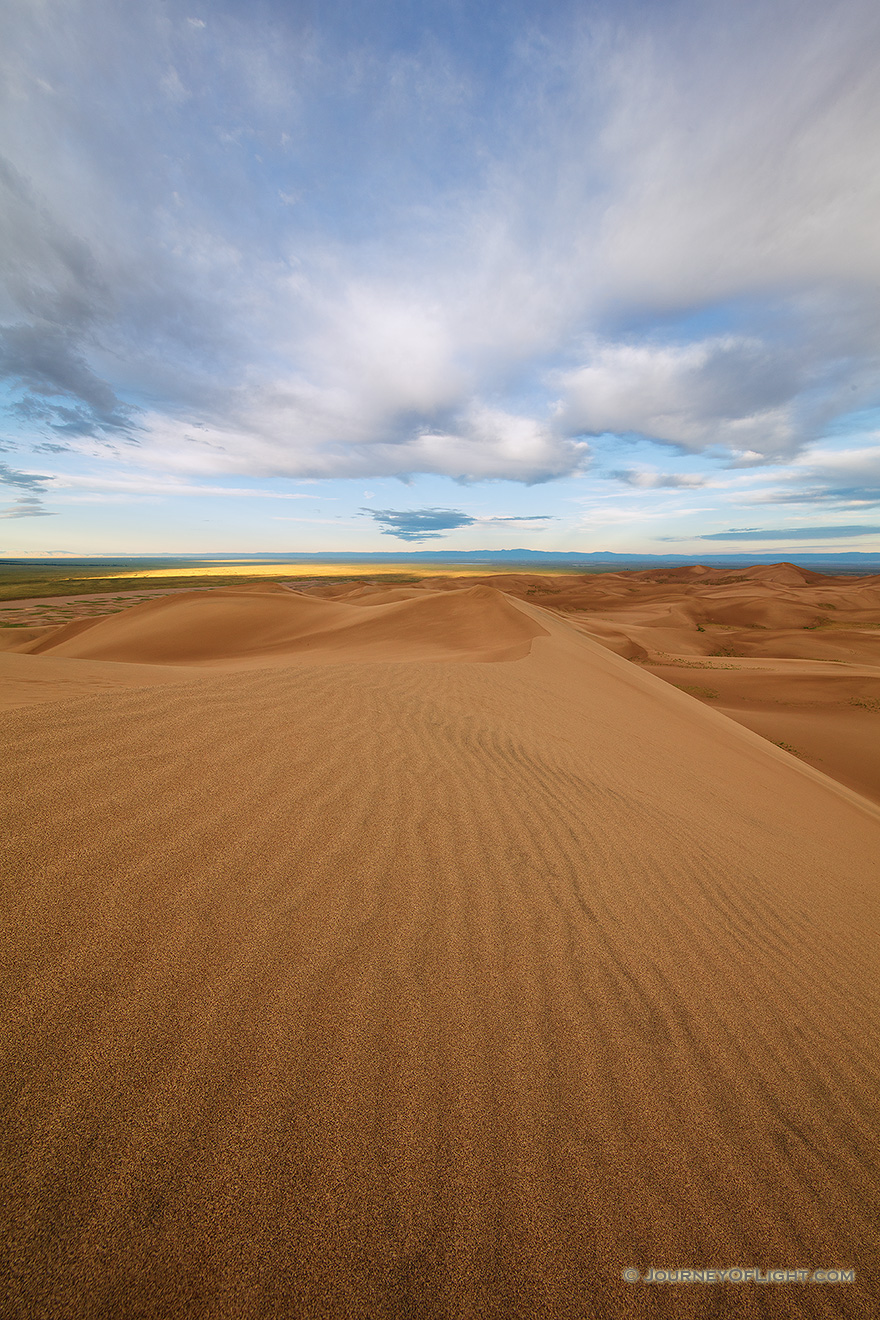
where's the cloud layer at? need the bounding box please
[695,525,880,542]
[1,0,879,518]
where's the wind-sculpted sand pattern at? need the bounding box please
[2,593,879,1318]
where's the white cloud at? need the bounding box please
[590,1,880,307]
[773,441,880,505]
[554,338,800,458]
[160,67,189,103]
[609,468,708,490]
[46,472,322,499]
[126,401,589,484]
[1,0,879,499]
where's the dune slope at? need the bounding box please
[24,583,547,666]
[449,566,880,804]
[2,601,879,1319]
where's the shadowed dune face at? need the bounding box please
[364,565,880,805]
[2,602,879,1319]
[21,583,548,666]
[397,564,880,664]
[0,626,57,651]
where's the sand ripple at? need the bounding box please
[2,600,878,1318]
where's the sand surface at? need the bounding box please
[394,563,880,807]
[5,562,878,803]
[2,579,879,1318]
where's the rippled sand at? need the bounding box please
[2,583,878,1318]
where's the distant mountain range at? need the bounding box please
[224,548,877,567]
[5,549,880,570]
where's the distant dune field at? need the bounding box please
[2,573,879,1318]
[3,563,878,803]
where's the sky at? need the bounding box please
[2,0,880,556]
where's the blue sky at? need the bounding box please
[2,0,880,555]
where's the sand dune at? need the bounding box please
[2,585,879,1319]
[410,566,880,805]
[3,564,879,793]
[0,650,205,711]
[0,626,58,651]
[645,658,880,805]
[21,583,547,666]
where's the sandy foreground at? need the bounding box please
[2,580,879,1318]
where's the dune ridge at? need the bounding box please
[2,593,879,1318]
[20,583,547,666]
[4,565,877,803]
[376,566,880,806]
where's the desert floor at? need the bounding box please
[2,569,879,1318]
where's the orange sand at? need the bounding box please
[2,574,879,1318]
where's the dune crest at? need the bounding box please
[3,568,879,805]
[24,583,548,666]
